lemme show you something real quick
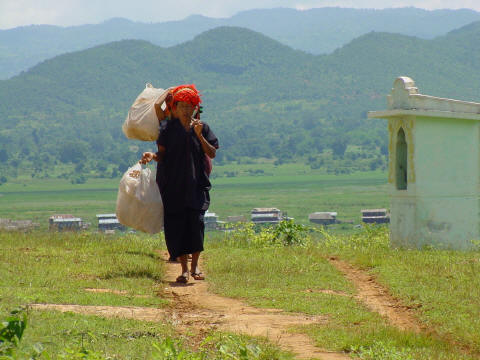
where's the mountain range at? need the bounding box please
[1,7,479,79]
[0,20,480,181]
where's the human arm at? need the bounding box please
[192,120,217,158]
[154,89,173,123]
[140,145,166,164]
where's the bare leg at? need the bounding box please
[190,252,204,280]
[190,252,201,274]
[174,254,189,283]
[179,254,189,274]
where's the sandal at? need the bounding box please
[176,272,189,283]
[191,271,205,280]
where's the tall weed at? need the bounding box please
[0,308,43,359]
[152,333,285,360]
[224,220,311,248]
[317,224,390,252]
[0,308,27,358]
[349,340,416,360]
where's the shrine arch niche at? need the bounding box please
[395,127,407,190]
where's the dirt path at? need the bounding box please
[28,252,435,358]
[328,257,424,333]
[160,252,348,360]
[32,252,349,360]
[29,252,432,358]
[29,304,166,322]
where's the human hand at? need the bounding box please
[192,119,203,137]
[140,152,155,164]
[155,87,174,106]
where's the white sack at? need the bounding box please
[123,83,166,141]
[116,163,164,234]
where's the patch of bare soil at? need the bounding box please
[30,304,166,322]
[84,288,152,298]
[328,257,423,333]
[328,258,480,357]
[160,252,348,360]
[85,288,128,295]
[32,252,349,360]
[305,289,351,297]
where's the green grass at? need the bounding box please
[334,244,480,355]
[6,309,293,359]
[19,311,176,359]
[0,178,120,228]
[4,166,480,358]
[204,227,480,359]
[211,164,388,225]
[2,223,480,359]
[0,231,166,308]
[0,231,172,358]
[0,165,388,229]
[0,231,293,359]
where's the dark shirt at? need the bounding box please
[156,117,219,214]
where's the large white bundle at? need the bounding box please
[116,163,164,234]
[123,83,166,141]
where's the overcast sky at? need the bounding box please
[1,0,479,30]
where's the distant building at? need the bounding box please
[309,212,337,225]
[50,217,83,231]
[49,214,80,231]
[49,214,75,228]
[96,214,125,232]
[361,209,390,224]
[96,214,117,221]
[251,208,285,224]
[204,211,220,230]
[0,218,38,231]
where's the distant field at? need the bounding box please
[0,163,388,229]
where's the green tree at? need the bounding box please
[331,137,348,157]
[59,140,89,164]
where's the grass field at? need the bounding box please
[0,164,388,229]
[0,232,291,359]
[205,226,480,359]
[2,227,480,359]
[2,167,480,359]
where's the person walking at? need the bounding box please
[141,84,218,283]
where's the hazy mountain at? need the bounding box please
[0,7,479,79]
[0,22,479,180]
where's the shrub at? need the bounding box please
[317,224,389,252]
[225,220,311,248]
[0,308,27,358]
[272,219,310,246]
[0,308,44,359]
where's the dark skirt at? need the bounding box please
[164,208,205,259]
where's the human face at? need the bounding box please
[174,101,195,121]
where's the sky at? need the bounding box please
[1,0,479,30]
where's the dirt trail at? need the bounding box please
[160,252,348,360]
[28,252,434,358]
[30,304,166,322]
[328,257,423,333]
[32,252,349,360]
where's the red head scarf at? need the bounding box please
[170,84,202,108]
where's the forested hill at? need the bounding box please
[0,24,480,183]
[1,7,479,79]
